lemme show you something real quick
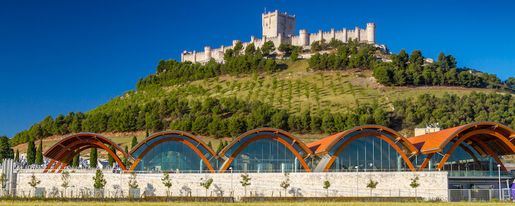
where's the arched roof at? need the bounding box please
[307,125,418,155]
[44,132,130,172]
[407,122,515,171]
[129,130,217,173]
[218,128,313,172]
[407,122,515,155]
[307,125,418,172]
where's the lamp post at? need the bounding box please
[497,164,501,201]
[355,166,359,196]
[229,167,233,197]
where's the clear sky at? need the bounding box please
[1,0,514,137]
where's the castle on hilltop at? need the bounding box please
[181,10,376,63]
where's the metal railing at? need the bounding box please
[448,189,512,202]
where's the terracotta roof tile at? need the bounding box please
[407,125,466,153]
[307,131,346,154]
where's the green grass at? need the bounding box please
[0,201,512,206]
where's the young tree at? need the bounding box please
[14,149,19,162]
[200,177,213,197]
[72,152,80,168]
[35,140,43,165]
[366,179,379,196]
[122,145,129,166]
[28,173,41,193]
[107,145,115,167]
[161,172,173,197]
[128,173,138,188]
[240,173,251,197]
[89,148,98,168]
[280,173,290,197]
[0,136,14,162]
[92,169,106,189]
[61,170,70,196]
[131,136,138,149]
[26,140,36,165]
[323,179,331,197]
[410,175,420,198]
[0,173,6,190]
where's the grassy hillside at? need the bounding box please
[96,59,505,116]
[12,59,512,158]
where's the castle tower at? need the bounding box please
[366,23,376,44]
[299,29,309,46]
[342,28,348,42]
[204,46,212,60]
[262,10,296,38]
[355,26,360,42]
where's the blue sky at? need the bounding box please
[1,0,514,137]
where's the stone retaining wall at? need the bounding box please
[16,171,448,200]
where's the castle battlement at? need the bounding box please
[181,10,376,63]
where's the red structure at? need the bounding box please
[308,125,419,172]
[407,122,515,172]
[129,130,217,173]
[43,133,130,173]
[42,122,515,174]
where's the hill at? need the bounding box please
[10,40,515,157]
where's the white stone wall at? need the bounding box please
[16,171,448,200]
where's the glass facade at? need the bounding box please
[328,136,409,172]
[224,133,308,173]
[131,134,215,173]
[419,141,498,176]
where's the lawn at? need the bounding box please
[0,201,513,206]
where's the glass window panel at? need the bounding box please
[329,137,408,172]
[134,141,210,173]
[229,138,304,173]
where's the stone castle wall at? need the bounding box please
[16,171,448,200]
[181,23,375,64]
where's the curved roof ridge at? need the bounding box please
[307,125,417,155]
[219,127,313,157]
[406,122,515,154]
[129,130,215,156]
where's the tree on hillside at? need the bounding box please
[35,139,43,165]
[131,136,138,149]
[245,43,256,55]
[0,136,13,162]
[261,41,275,56]
[26,140,36,165]
[90,148,98,168]
[233,42,243,54]
[373,64,393,85]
